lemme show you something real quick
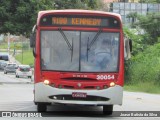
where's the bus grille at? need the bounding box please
[49,95,109,101]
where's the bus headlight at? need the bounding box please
[44,80,50,85]
[110,82,115,87]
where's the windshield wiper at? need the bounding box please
[86,29,102,61]
[58,28,73,62]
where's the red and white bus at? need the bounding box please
[30,10,131,115]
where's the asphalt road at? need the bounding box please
[0,71,160,120]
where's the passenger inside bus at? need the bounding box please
[94,39,112,71]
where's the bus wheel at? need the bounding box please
[103,105,113,115]
[37,103,47,112]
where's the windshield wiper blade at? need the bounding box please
[86,37,90,61]
[87,29,102,51]
[71,38,73,62]
[58,28,73,62]
[86,29,102,61]
[58,28,73,51]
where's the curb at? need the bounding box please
[0,82,34,84]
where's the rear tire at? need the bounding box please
[103,105,113,115]
[37,103,47,112]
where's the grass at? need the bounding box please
[124,82,160,94]
[15,50,34,66]
[0,42,22,50]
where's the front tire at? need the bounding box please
[37,103,47,112]
[103,105,113,115]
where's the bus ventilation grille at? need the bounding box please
[49,95,109,101]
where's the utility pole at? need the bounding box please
[21,35,23,64]
[7,33,10,54]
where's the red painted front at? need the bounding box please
[33,10,124,90]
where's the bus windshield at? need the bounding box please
[41,30,119,72]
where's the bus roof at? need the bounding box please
[37,9,121,23]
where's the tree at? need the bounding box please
[0,0,54,37]
[126,12,138,28]
[139,0,160,3]
[136,12,160,44]
[53,0,99,10]
[0,0,100,36]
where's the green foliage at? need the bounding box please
[136,12,160,45]
[0,0,100,36]
[139,0,160,3]
[126,12,138,27]
[0,42,28,50]
[54,0,99,9]
[125,43,160,87]
[124,82,160,94]
[0,0,54,36]
[15,50,34,66]
[123,27,148,55]
[124,12,160,93]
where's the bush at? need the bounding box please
[125,43,160,86]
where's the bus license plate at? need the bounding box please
[72,92,87,98]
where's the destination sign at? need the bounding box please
[40,15,120,28]
[52,17,102,26]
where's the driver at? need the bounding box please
[94,39,111,71]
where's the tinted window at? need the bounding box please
[19,66,30,71]
[7,64,16,68]
[0,55,9,61]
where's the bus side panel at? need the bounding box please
[117,30,124,87]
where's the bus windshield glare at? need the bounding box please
[41,30,119,72]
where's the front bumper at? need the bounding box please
[34,82,123,105]
[17,71,32,76]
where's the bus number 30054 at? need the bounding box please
[96,75,115,80]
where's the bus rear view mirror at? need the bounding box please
[30,35,36,57]
[30,25,36,57]
[124,38,132,60]
[32,48,36,58]
[30,25,36,48]
[30,33,35,48]
[129,39,132,52]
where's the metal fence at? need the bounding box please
[111,2,160,24]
